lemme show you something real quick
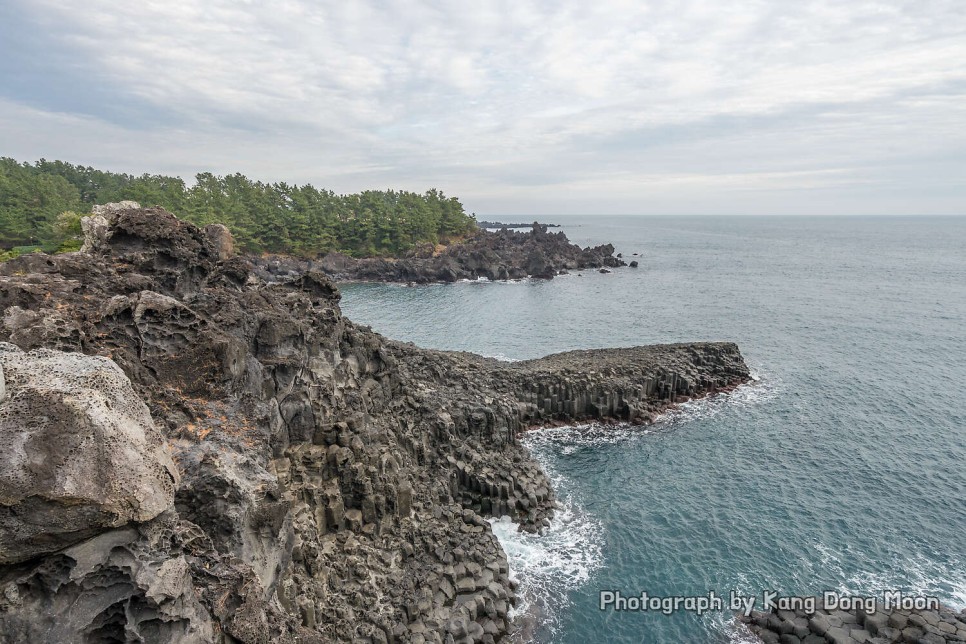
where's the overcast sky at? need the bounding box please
[1,1,964,215]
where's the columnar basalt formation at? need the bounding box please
[742,599,966,644]
[0,204,750,643]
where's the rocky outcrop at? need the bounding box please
[253,223,626,284]
[0,345,177,565]
[204,224,234,261]
[0,345,211,642]
[741,599,966,644]
[0,517,215,643]
[0,204,749,642]
[476,221,560,229]
[79,200,142,254]
[387,342,747,527]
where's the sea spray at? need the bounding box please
[488,450,603,639]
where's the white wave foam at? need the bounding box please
[489,503,602,599]
[452,276,535,285]
[721,617,763,644]
[654,367,782,427]
[488,445,604,638]
[481,353,522,362]
[522,423,653,452]
[490,368,783,640]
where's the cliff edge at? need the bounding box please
[0,203,749,643]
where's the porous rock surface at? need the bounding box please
[0,345,177,564]
[254,223,625,283]
[0,203,749,642]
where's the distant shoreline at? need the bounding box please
[478,220,561,229]
[253,222,625,283]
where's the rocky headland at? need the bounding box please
[475,221,560,229]
[254,222,624,283]
[0,203,748,643]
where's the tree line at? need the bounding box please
[0,157,478,258]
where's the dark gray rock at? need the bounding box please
[253,221,626,283]
[0,204,750,643]
[0,516,214,643]
[751,606,966,644]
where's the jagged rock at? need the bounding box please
[80,200,142,254]
[79,214,111,253]
[0,204,750,642]
[173,441,294,598]
[0,515,214,643]
[252,221,627,283]
[525,249,556,279]
[204,223,235,261]
[742,601,966,644]
[0,345,178,565]
[92,200,142,219]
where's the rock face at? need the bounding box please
[0,345,178,565]
[79,199,143,253]
[254,222,626,283]
[0,204,749,642]
[204,223,234,261]
[0,519,215,643]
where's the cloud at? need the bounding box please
[1,0,964,214]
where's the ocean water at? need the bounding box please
[339,215,966,643]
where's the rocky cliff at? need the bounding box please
[254,223,625,283]
[0,203,749,643]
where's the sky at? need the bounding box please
[1,0,964,215]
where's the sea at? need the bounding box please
[339,215,966,643]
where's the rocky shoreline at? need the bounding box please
[476,221,560,229]
[741,598,966,644]
[253,222,625,283]
[0,203,748,643]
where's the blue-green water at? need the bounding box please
[340,216,966,643]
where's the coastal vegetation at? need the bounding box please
[0,156,477,259]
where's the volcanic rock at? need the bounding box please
[0,203,750,642]
[253,222,627,283]
[0,345,177,565]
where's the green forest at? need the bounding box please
[0,157,478,259]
